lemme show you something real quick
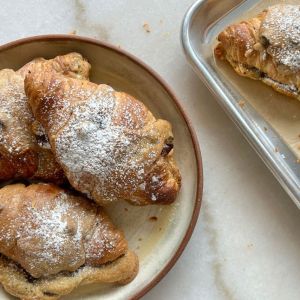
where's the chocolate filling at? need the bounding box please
[35,133,48,146]
[241,64,299,95]
[0,120,5,130]
[260,35,270,48]
[43,291,59,297]
[161,137,174,156]
[0,252,123,284]
[262,76,299,95]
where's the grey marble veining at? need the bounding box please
[1,1,300,299]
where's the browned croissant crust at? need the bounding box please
[0,53,90,183]
[0,70,37,180]
[0,250,138,300]
[215,4,300,100]
[17,53,90,80]
[25,70,181,206]
[0,183,138,299]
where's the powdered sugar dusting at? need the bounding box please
[0,185,121,278]
[261,4,300,70]
[85,216,118,263]
[3,191,87,278]
[54,85,157,203]
[0,70,35,154]
[19,193,75,260]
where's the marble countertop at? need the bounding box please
[1,1,300,299]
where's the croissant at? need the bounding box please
[0,53,90,183]
[25,70,181,205]
[0,183,138,300]
[17,53,90,79]
[215,4,300,100]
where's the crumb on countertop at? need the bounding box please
[68,30,77,35]
[149,216,158,222]
[143,23,151,33]
[274,147,279,153]
[138,238,142,241]
[124,207,128,212]
[263,127,268,132]
[238,100,245,108]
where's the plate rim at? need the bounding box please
[0,34,203,300]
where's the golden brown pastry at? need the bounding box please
[215,4,300,100]
[0,183,138,300]
[0,53,90,183]
[17,53,90,80]
[25,70,181,206]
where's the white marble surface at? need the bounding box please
[1,0,300,299]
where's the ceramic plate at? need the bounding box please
[0,35,202,300]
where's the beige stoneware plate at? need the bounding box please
[0,35,202,300]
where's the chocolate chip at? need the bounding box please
[43,291,59,297]
[35,134,48,146]
[242,64,264,79]
[161,137,174,156]
[0,120,5,130]
[260,36,270,48]
[260,72,267,78]
[24,272,37,283]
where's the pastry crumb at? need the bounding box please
[159,227,162,231]
[274,147,279,152]
[68,30,77,35]
[124,207,128,212]
[263,127,268,132]
[143,23,151,33]
[238,100,245,108]
[138,238,142,241]
[149,216,158,222]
